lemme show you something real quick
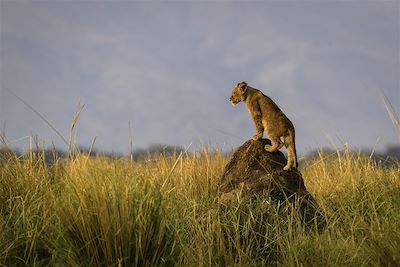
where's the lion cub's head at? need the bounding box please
[229,81,248,106]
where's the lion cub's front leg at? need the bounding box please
[250,106,264,141]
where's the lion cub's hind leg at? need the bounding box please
[283,134,296,171]
[264,136,284,153]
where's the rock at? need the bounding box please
[218,139,322,224]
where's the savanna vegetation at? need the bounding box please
[1,144,399,266]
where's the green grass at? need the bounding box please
[0,147,399,266]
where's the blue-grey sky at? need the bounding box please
[1,1,399,155]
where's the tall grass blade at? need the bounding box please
[382,92,400,140]
[3,87,69,147]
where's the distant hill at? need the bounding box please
[305,144,400,167]
[1,144,398,167]
[0,144,185,165]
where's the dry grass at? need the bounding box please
[0,145,399,266]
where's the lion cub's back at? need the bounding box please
[257,92,293,134]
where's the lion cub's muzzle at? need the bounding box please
[229,97,239,106]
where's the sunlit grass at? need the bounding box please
[0,146,399,266]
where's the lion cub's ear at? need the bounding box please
[239,82,247,93]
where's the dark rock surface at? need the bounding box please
[218,139,322,224]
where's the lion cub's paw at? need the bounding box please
[252,134,262,141]
[264,144,273,152]
[283,165,292,171]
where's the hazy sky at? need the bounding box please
[1,1,399,155]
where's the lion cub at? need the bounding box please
[229,81,297,171]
